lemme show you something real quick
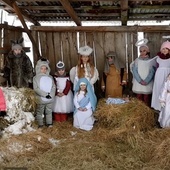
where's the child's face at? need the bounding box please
[13,49,22,55]
[40,66,48,74]
[161,48,169,55]
[107,56,113,62]
[81,55,89,63]
[140,49,148,57]
[58,69,65,75]
[80,84,86,91]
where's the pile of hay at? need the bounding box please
[1,96,170,170]
[0,87,37,136]
[94,98,155,132]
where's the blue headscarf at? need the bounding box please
[74,78,97,112]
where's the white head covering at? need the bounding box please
[56,61,65,70]
[78,45,93,56]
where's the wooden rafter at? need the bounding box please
[1,0,40,25]
[120,0,128,26]
[59,0,81,26]
[11,1,41,58]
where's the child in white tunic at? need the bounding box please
[159,73,170,128]
[73,78,97,131]
[53,61,74,122]
[131,45,156,106]
[151,41,170,111]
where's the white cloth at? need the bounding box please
[73,91,95,131]
[131,58,156,94]
[151,57,170,111]
[52,77,74,113]
[158,79,170,128]
[40,76,53,102]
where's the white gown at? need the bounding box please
[158,79,170,128]
[73,91,95,131]
[151,57,170,111]
[52,77,74,113]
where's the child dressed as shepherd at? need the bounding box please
[70,45,99,91]
[33,58,56,128]
[151,40,170,111]
[101,51,127,98]
[52,61,74,122]
[158,73,170,128]
[73,77,97,131]
[131,40,156,107]
[3,37,33,88]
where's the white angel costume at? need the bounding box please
[151,57,170,111]
[158,77,170,128]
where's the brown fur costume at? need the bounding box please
[3,38,33,88]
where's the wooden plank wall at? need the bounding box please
[145,32,170,58]
[36,31,77,74]
[0,23,23,68]
[32,30,138,96]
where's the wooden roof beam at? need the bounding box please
[120,0,128,26]
[12,1,41,58]
[30,25,170,32]
[59,0,82,26]
[1,0,40,25]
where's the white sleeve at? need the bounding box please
[73,93,80,109]
[90,67,99,85]
[85,101,92,109]
[69,67,76,83]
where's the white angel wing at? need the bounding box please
[69,67,76,83]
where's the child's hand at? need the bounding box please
[57,92,64,97]
[83,108,87,111]
[78,107,83,111]
[101,86,105,91]
[160,102,165,108]
[140,80,147,85]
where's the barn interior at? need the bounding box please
[0,1,170,170]
[0,1,170,94]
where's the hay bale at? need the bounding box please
[1,87,37,136]
[94,98,155,132]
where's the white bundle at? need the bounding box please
[106,97,126,105]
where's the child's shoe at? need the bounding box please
[47,124,53,128]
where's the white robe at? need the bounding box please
[158,79,170,128]
[52,77,74,113]
[73,91,95,131]
[151,57,170,111]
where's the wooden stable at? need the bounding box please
[1,23,170,96]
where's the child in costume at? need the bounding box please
[101,51,127,98]
[52,61,74,122]
[73,77,97,131]
[158,73,170,128]
[3,37,33,88]
[70,45,99,91]
[33,58,56,128]
[131,44,156,106]
[0,87,6,117]
[151,40,170,111]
